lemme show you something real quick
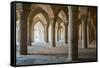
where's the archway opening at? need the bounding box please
[57,10,67,44]
[32,21,44,43]
[30,12,48,45]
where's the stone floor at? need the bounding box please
[16,54,68,65]
[16,41,97,66]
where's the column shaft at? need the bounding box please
[87,24,90,46]
[82,16,87,48]
[32,27,34,43]
[59,29,61,40]
[57,28,59,42]
[51,23,56,47]
[64,23,68,44]
[68,6,78,60]
[20,4,30,55]
[28,26,32,46]
[44,26,49,43]
[20,13,28,55]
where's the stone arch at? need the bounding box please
[33,21,44,43]
[32,17,45,30]
[32,5,54,26]
[60,23,65,41]
[55,17,63,43]
[32,13,48,28]
[58,10,67,24]
[28,7,50,26]
[28,7,50,45]
[31,13,48,44]
[31,4,54,18]
[56,10,68,44]
[56,21,65,43]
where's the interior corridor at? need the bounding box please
[16,3,97,65]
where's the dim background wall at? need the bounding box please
[0,0,99,68]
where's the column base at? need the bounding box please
[68,57,78,61]
[20,52,27,55]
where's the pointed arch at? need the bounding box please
[32,13,48,28]
[32,21,44,43]
[58,10,67,23]
[28,7,50,26]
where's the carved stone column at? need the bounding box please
[68,6,79,60]
[20,4,30,55]
[20,11,27,55]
